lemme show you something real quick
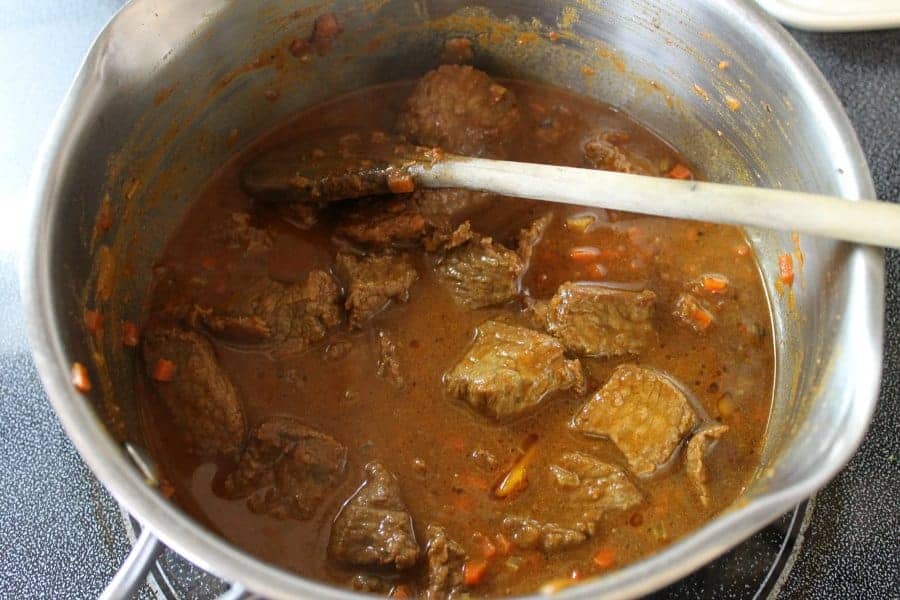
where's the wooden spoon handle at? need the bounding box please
[411,156,900,249]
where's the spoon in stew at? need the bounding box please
[241,132,900,249]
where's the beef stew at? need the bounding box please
[137,64,774,597]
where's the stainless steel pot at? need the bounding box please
[22,0,883,598]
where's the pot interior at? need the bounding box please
[36,0,880,596]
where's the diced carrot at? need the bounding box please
[389,584,411,599]
[152,358,177,382]
[122,321,140,347]
[463,560,489,586]
[668,163,693,180]
[494,533,512,556]
[569,246,602,264]
[778,253,795,285]
[71,362,92,393]
[692,307,714,330]
[593,547,617,569]
[474,532,497,559]
[700,274,729,294]
[84,310,103,334]
[386,170,416,194]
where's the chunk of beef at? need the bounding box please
[335,253,418,328]
[328,461,420,570]
[375,330,404,388]
[199,270,342,349]
[549,452,643,524]
[335,197,431,249]
[584,132,648,174]
[685,422,728,507]
[424,221,477,253]
[444,321,585,420]
[571,365,699,476]
[335,191,494,252]
[502,515,587,552]
[398,65,520,158]
[424,525,467,600]
[413,188,495,229]
[537,282,656,357]
[517,213,553,265]
[142,328,245,457]
[435,236,523,309]
[223,417,347,520]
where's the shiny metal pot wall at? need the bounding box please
[23,0,883,598]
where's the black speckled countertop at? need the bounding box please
[0,3,896,598]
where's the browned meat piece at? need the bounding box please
[537,282,657,357]
[571,365,699,476]
[398,65,521,158]
[548,452,643,525]
[413,188,495,229]
[424,221,477,253]
[435,236,523,309]
[335,197,431,249]
[335,253,418,328]
[328,461,420,570]
[215,212,273,253]
[424,525,467,600]
[584,132,648,174]
[444,321,585,420]
[142,328,245,457]
[685,422,728,507]
[375,330,404,388]
[335,190,494,252]
[223,417,348,520]
[674,292,715,332]
[502,515,587,552]
[517,213,553,265]
[199,270,342,349]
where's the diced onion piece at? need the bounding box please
[569,246,602,264]
[71,362,92,393]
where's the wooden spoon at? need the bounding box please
[241,136,900,248]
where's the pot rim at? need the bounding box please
[20,1,883,598]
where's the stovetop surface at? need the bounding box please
[0,3,897,598]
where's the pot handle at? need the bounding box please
[100,527,165,600]
[103,444,257,599]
